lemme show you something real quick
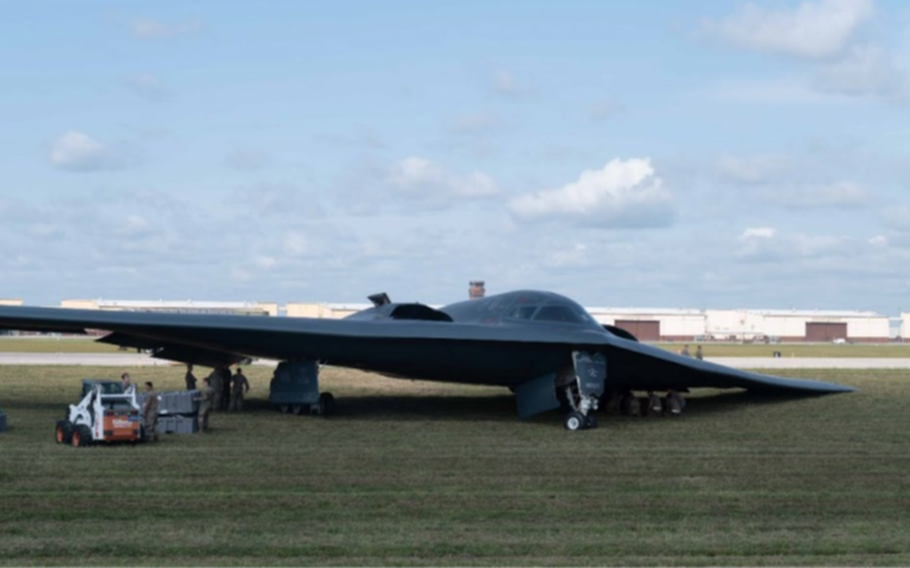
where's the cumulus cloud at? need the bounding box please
[49,131,138,172]
[387,157,499,198]
[131,18,201,39]
[742,227,776,239]
[813,43,910,100]
[125,73,170,101]
[737,226,864,262]
[510,158,674,229]
[703,0,873,59]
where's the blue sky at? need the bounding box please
[2,0,909,313]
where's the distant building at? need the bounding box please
[706,309,889,343]
[285,302,371,319]
[0,299,23,307]
[60,299,278,317]
[588,307,705,341]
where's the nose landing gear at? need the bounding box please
[562,351,606,431]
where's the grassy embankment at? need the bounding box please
[0,365,908,566]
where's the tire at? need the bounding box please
[564,411,587,431]
[316,392,335,417]
[55,420,74,444]
[278,404,290,414]
[291,404,304,415]
[72,425,92,447]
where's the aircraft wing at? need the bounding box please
[602,335,854,393]
[0,305,612,373]
[0,305,853,394]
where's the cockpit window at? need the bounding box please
[507,305,538,320]
[533,305,588,324]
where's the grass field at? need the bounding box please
[657,343,910,358]
[1,365,908,566]
[4,337,910,358]
[0,338,121,353]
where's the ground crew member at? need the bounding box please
[681,345,691,357]
[220,367,233,410]
[209,370,223,411]
[230,367,250,411]
[647,390,663,416]
[185,364,197,390]
[198,378,214,432]
[121,372,134,394]
[665,389,683,416]
[620,390,640,417]
[695,346,703,360]
[143,381,159,441]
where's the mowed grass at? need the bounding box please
[0,365,908,566]
[0,338,121,353]
[658,343,910,358]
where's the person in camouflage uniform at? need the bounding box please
[198,378,215,432]
[185,364,197,390]
[646,390,663,416]
[220,367,233,410]
[143,382,159,442]
[208,369,223,411]
[229,367,250,411]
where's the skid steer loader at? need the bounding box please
[55,380,144,447]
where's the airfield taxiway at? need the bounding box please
[1,352,910,369]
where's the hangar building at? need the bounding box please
[706,309,889,343]
[587,308,705,341]
[60,299,279,317]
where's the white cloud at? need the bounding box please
[742,227,776,239]
[510,158,674,229]
[131,18,200,39]
[49,131,137,172]
[737,226,865,262]
[703,0,874,59]
[813,43,910,99]
[387,157,499,198]
[125,73,170,101]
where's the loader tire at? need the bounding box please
[72,425,92,447]
[55,420,74,444]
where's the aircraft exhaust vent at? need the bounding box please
[469,281,485,300]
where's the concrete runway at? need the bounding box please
[2,352,910,369]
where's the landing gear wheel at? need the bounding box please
[316,392,335,417]
[291,404,305,416]
[55,420,74,444]
[564,411,587,431]
[278,404,291,414]
[72,425,92,447]
[585,414,598,429]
